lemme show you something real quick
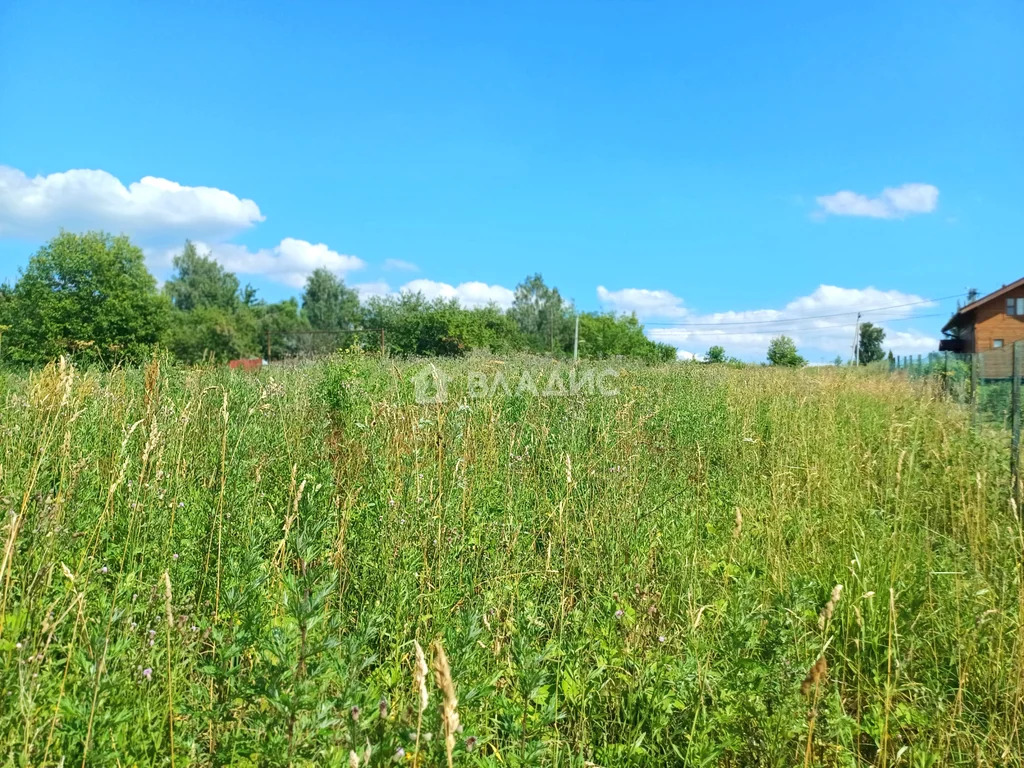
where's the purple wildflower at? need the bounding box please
[614,609,624,619]
[142,667,152,681]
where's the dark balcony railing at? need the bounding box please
[939,338,966,352]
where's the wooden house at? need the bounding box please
[941,278,1024,376]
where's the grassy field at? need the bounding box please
[0,354,1021,767]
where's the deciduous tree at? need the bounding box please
[2,231,167,365]
[767,335,806,367]
[857,322,886,365]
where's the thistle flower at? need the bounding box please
[614,609,624,619]
[100,566,108,574]
[392,747,405,763]
[379,697,388,719]
[351,705,361,722]
[142,667,153,681]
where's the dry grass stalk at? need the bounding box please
[431,638,461,768]
[163,570,176,768]
[412,640,429,766]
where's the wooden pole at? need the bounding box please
[1012,342,1021,509]
[266,328,271,362]
[379,328,385,356]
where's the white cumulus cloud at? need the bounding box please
[815,183,939,219]
[603,283,939,360]
[151,238,364,289]
[597,285,688,318]
[0,165,264,240]
[400,279,515,309]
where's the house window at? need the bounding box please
[1008,298,1024,316]
[994,339,1004,348]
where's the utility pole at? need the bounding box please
[852,312,861,365]
[573,314,579,363]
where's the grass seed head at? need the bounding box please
[413,640,429,713]
[431,638,460,768]
[818,583,843,628]
[801,655,828,696]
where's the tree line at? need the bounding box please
[0,231,677,367]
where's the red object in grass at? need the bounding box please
[228,358,263,372]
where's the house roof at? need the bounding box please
[942,276,1024,333]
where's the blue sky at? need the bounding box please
[1,0,1021,361]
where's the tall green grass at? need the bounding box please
[0,353,1020,766]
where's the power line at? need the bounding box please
[642,293,965,327]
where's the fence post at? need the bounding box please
[379,328,385,356]
[266,329,271,362]
[1012,342,1022,508]
[970,352,979,408]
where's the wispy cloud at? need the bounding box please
[815,183,939,219]
[383,258,419,272]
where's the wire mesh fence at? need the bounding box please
[889,343,1024,506]
[264,329,385,362]
[891,347,1019,426]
